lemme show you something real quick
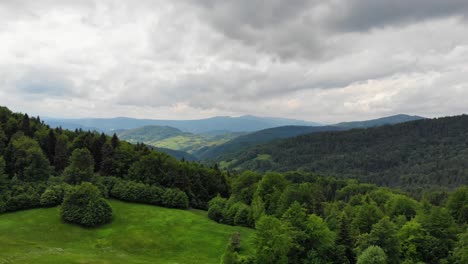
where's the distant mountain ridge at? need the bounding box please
[332,114,424,128]
[44,115,320,134]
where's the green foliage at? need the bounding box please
[397,219,427,263]
[40,184,69,207]
[385,194,418,220]
[208,195,228,223]
[352,202,384,234]
[452,229,468,264]
[254,216,292,264]
[446,186,468,224]
[61,182,112,227]
[63,148,94,184]
[357,246,387,264]
[10,135,51,181]
[162,188,189,209]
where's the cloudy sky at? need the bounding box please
[1,0,468,123]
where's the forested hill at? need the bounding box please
[196,125,344,160]
[222,115,468,190]
[0,106,228,211]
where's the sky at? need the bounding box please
[0,0,468,123]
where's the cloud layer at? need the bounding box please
[0,0,467,123]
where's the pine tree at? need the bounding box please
[336,213,356,264]
[111,133,119,149]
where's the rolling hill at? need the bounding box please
[44,115,320,134]
[117,125,245,154]
[218,115,468,190]
[0,200,254,264]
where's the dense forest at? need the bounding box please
[211,171,468,264]
[219,115,468,192]
[0,106,228,218]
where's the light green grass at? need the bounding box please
[0,200,254,264]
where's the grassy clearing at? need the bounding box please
[0,200,254,264]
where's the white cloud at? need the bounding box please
[0,0,467,123]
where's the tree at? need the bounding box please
[19,114,31,136]
[111,133,119,149]
[45,129,56,164]
[397,219,427,263]
[10,136,51,181]
[303,214,336,263]
[61,182,112,227]
[255,172,289,215]
[446,186,468,224]
[357,246,387,264]
[336,213,356,264]
[357,217,399,264]
[254,216,292,264]
[352,202,384,234]
[53,134,69,172]
[63,148,94,184]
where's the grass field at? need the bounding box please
[0,200,254,264]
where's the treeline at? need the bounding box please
[0,106,228,216]
[212,171,468,264]
[221,115,468,192]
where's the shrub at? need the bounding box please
[40,185,68,207]
[163,188,189,209]
[61,182,112,227]
[208,195,227,223]
[6,192,40,212]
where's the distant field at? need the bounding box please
[0,200,254,264]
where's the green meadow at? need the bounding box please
[0,200,254,264]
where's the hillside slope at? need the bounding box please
[196,125,344,160]
[0,200,254,264]
[118,125,244,154]
[223,115,468,189]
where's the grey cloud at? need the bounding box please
[15,69,80,98]
[327,0,468,32]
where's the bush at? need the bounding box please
[110,180,164,205]
[40,185,69,207]
[163,188,189,209]
[208,195,227,223]
[61,182,112,227]
[6,192,40,212]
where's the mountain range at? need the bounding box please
[44,115,320,134]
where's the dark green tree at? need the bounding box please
[63,148,94,184]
